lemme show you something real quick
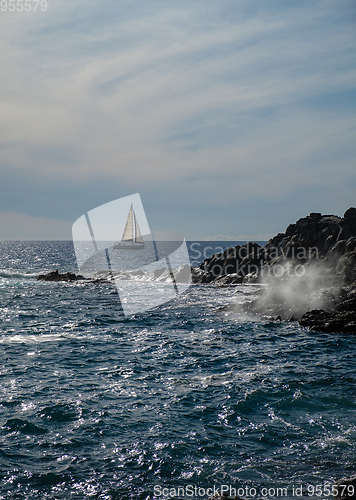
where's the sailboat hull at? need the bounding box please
[113,242,145,250]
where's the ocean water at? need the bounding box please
[0,241,356,500]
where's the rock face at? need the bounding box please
[299,286,356,333]
[193,208,356,286]
[262,207,356,285]
[192,242,263,285]
[193,208,356,333]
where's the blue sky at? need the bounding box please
[0,0,355,239]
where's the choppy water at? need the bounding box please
[0,242,356,499]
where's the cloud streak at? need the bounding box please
[0,0,355,238]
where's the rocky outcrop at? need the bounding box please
[37,270,85,282]
[193,208,356,286]
[262,207,356,285]
[192,242,265,284]
[37,265,192,285]
[37,209,356,333]
[193,208,356,333]
[299,286,356,333]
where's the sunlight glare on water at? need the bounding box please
[0,242,356,499]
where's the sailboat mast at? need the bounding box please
[133,212,136,243]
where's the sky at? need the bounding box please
[0,0,355,240]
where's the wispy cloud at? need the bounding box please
[0,0,355,238]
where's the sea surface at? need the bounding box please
[0,241,356,500]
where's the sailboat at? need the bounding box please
[113,204,145,249]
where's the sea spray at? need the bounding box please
[244,261,342,320]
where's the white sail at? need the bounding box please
[134,213,144,243]
[121,204,134,241]
[113,203,145,249]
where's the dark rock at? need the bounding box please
[193,209,356,286]
[37,270,85,282]
[335,474,356,500]
[191,207,356,332]
[337,297,356,312]
[195,242,263,284]
[300,301,356,334]
[299,309,331,327]
[285,223,296,236]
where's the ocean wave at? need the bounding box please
[0,269,38,280]
[1,241,356,499]
[2,418,48,435]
